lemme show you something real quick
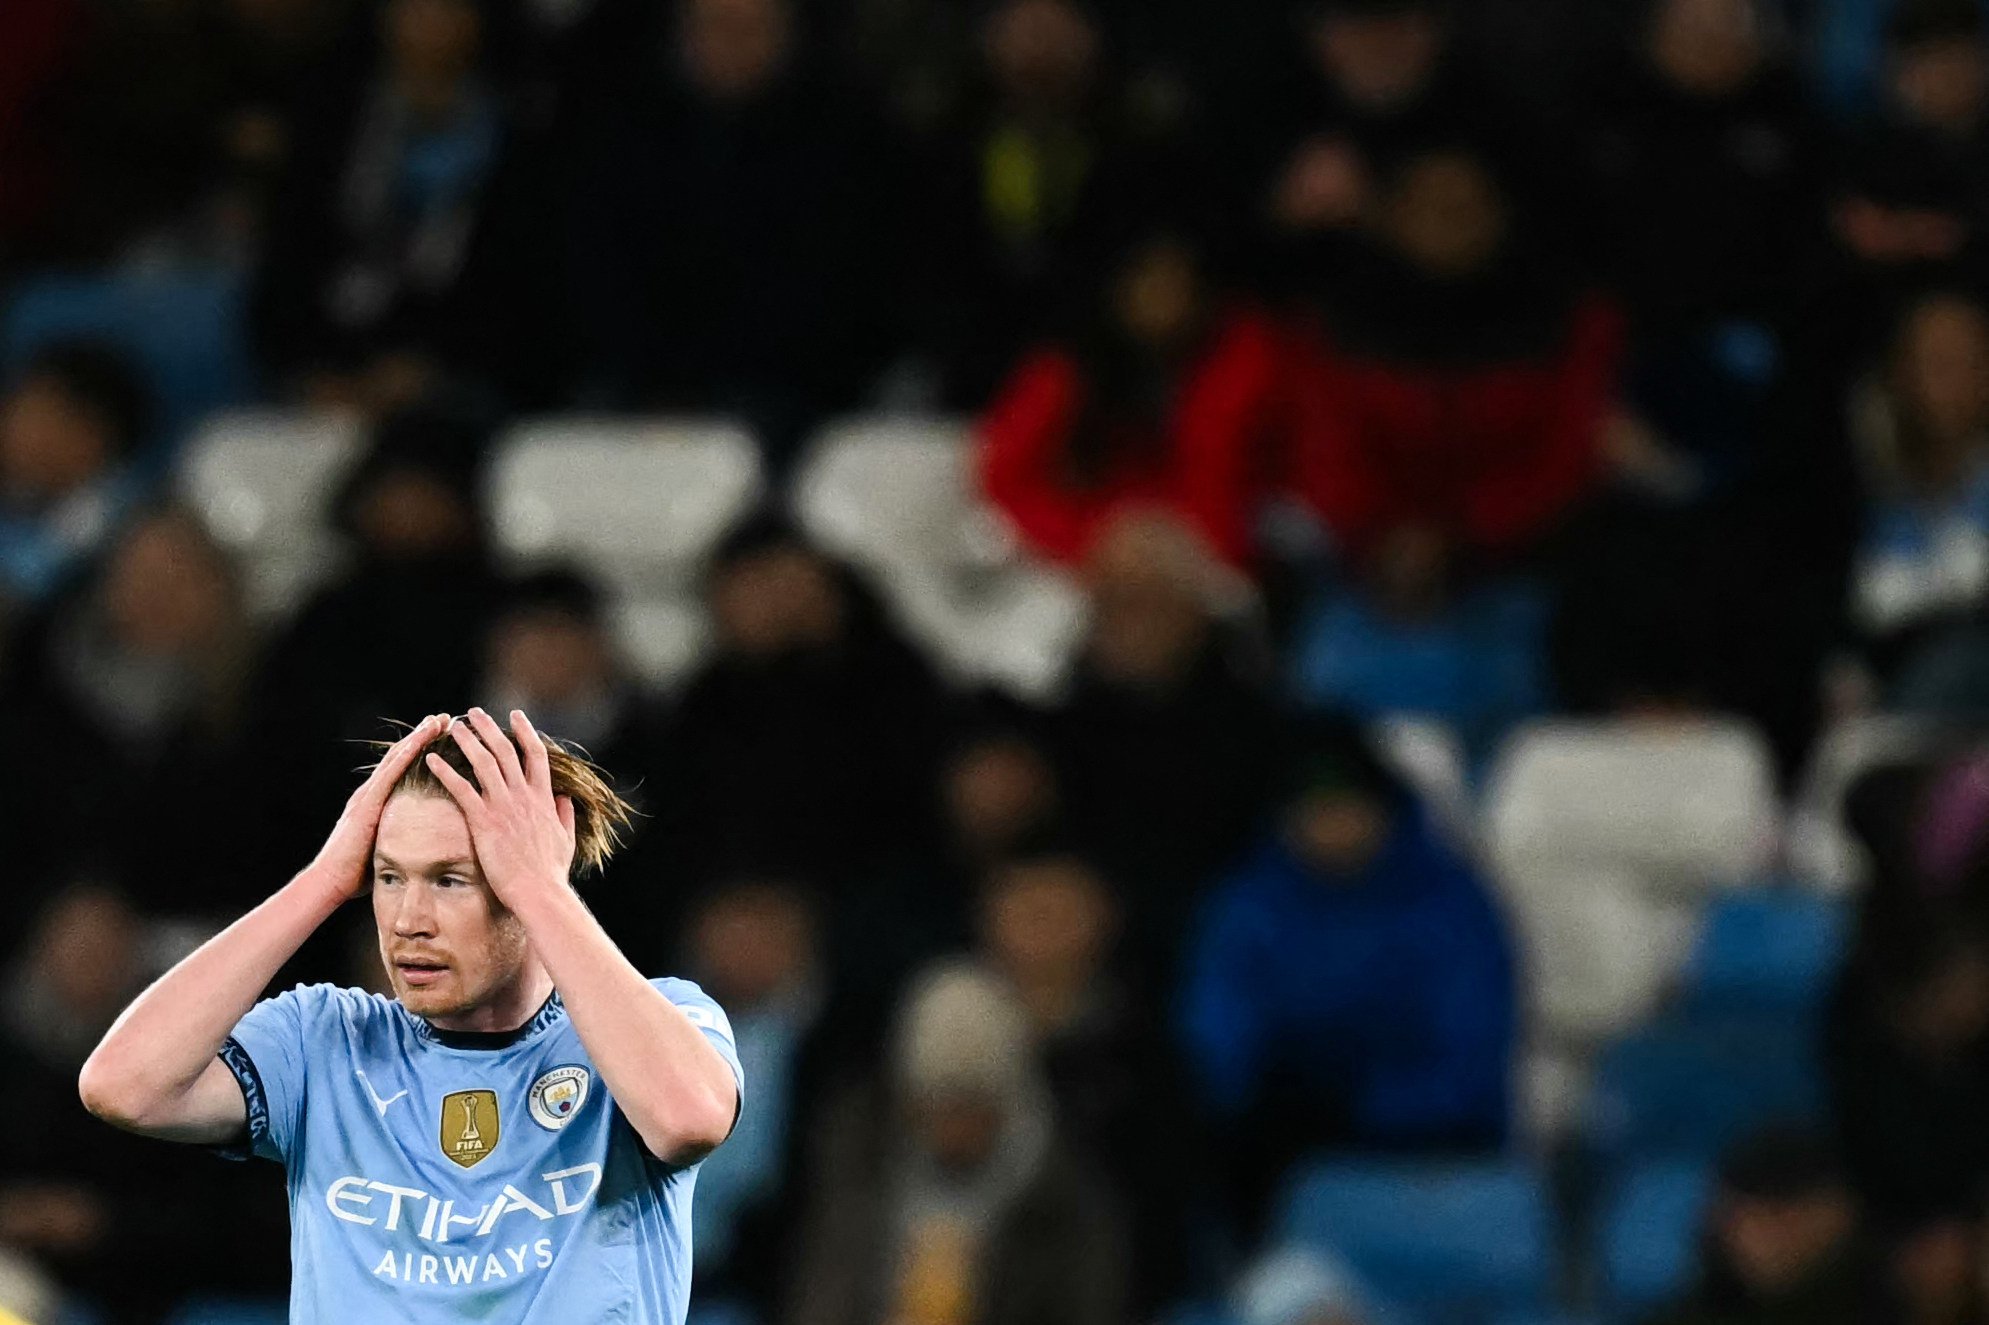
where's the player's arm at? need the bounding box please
[78,714,449,1143]
[430,710,740,1166]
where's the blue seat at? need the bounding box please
[1681,892,1848,1021]
[161,1297,288,1325]
[1596,1158,1714,1317]
[1278,1158,1555,1319]
[1,268,252,448]
[1585,1016,1824,1161]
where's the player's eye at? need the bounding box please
[375,872,401,888]
[439,875,468,889]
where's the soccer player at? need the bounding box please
[78,709,743,1321]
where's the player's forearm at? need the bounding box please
[510,885,738,1162]
[79,869,347,1126]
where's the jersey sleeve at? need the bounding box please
[216,983,336,1163]
[651,977,744,1106]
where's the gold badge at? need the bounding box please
[439,1090,500,1169]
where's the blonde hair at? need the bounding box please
[376,722,637,879]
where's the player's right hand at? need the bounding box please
[303,714,448,899]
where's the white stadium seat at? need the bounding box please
[177,409,366,618]
[1485,719,1782,1139]
[487,418,765,688]
[791,418,1087,698]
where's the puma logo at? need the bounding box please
[356,1069,410,1117]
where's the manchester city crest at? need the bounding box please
[440,1089,500,1168]
[528,1065,592,1131]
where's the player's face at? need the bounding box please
[371,791,532,1026]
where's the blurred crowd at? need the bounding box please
[14,0,1989,1322]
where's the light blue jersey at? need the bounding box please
[217,977,743,1323]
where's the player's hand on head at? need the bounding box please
[426,707,577,906]
[307,713,449,899]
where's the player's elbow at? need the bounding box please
[78,1051,144,1129]
[644,1080,738,1165]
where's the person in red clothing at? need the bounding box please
[976,227,1289,568]
[1290,144,1627,578]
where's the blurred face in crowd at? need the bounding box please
[385,0,482,89]
[945,736,1057,859]
[0,377,118,506]
[372,790,533,1028]
[1892,36,1988,136]
[486,605,614,709]
[689,881,816,1009]
[1113,238,1204,352]
[1648,0,1765,97]
[100,511,237,660]
[1714,1185,1856,1296]
[683,0,793,103]
[351,466,479,561]
[710,542,846,659]
[981,857,1114,1005]
[1311,5,1445,114]
[1288,789,1392,877]
[915,1092,1005,1173]
[1082,516,1215,690]
[1381,152,1510,279]
[1890,1218,1979,1324]
[985,0,1098,114]
[1893,296,1989,483]
[32,887,143,1025]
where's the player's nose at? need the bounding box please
[389,882,439,937]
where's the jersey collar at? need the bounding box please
[409,990,566,1050]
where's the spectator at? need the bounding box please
[1840,0,1989,262]
[1588,0,1824,497]
[0,342,153,612]
[1179,715,1516,1229]
[1289,144,1627,566]
[976,225,1287,568]
[1846,292,1989,684]
[252,0,537,411]
[683,880,830,1317]
[786,963,1127,1325]
[1048,515,1280,971]
[568,0,896,459]
[1647,1128,1893,1325]
[1233,1245,1383,1325]
[0,884,287,1322]
[247,401,504,923]
[908,0,1184,407]
[650,512,948,902]
[976,850,1194,1313]
[0,506,255,913]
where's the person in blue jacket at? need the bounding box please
[1179,715,1517,1228]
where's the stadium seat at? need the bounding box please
[1486,720,1782,1136]
[790,418,1087,698]
[1679,892,1850,1021]
[177,409,366,617]
[1583,1016,1825,1161]
[1278,1158,1555,1320]
[1595,1158,1714,1317]
[487,418,765,687]
[1,267,253,444]
[1371,715,1476,847]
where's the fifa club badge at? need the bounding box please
[440,1089,501,1168]
[528,1066,592,1131]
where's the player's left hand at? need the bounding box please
[424,707,577,909]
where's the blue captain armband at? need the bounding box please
[213,1035,271,1162]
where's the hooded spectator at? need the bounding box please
[1180,714,1516,1228]
[786,963,1127,1325]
